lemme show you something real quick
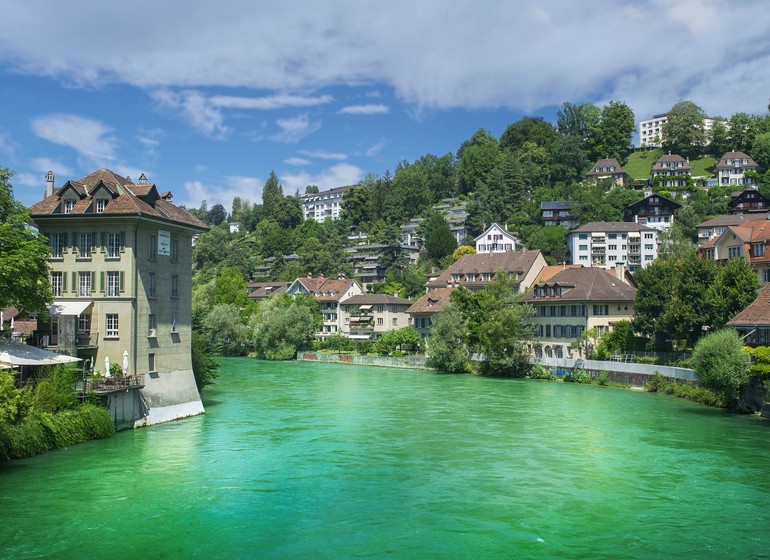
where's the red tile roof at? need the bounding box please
[727,283,770,327]
[406,288,454,314]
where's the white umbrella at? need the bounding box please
[104,356,111,377]
[122,351,129,376]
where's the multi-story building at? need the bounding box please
[541,201,579,228]
[639,113,722,148]
[568,222,659,272]
[474,223,520,254]
[400,198,469,247]
[585,158,628,187]
[346,243,420,287]
[520,266,636,359]
[624,193,681,231]
[651,153,692,188]
[696,214,767,244]
[698,218,770,283]
[716,152,759,187]
[728,188,770,214]
[300,186,347,223]
[29,169,208,427]
[286,275,364,338]
[340,294,413,341]
[406,288,455,338]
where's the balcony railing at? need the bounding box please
[82,373,145,394]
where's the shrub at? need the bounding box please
[644,372,724,407]
[528,364,555,380]
[563,368,592,383]
[691,329,750,407]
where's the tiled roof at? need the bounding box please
[247,282,290,300]
[715,152,758,170]
[652,154,692,171]
[727,283,770,327]
[342,294,413,306]
[540,201,571,210]
[697,214,766,229]
[570,222,654,234]
[295,277,360,301]
[406,288,454,314]
[532,264,584,284]
[520,267,636,304]
[426,250,543,289]
[625,193,682,212]
[586,158,624,176]
[29,168,208,231]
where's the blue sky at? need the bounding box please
[2,0,769,211]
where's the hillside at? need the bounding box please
[624,150,716,180]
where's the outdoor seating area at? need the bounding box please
[87,374,145,394]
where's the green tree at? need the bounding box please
[375,326,423,355]
[421,211,457,263]
[213,266,256,318]
[523,225,569,264]
[691,329,750,407]
[250,294,321,359]
[204,303,252,356]
[341,183,372,230]
[556,101,601,143]
[207,203,227,226]
[261,171,284,217]
[594,101,635,164]
[426,302,470,373]
[662,101,707,159]
[549,134,590,185]
[191,332,219,390]
[0,167,52,313]
[727,112,759,155]
[751,132,770,174]
[708,119,731,157]
[704,257,759,329]
[456,129,500,195]
[500,117,557,153]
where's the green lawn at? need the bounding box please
[623,149,716,180]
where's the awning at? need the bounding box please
[346,334,372,340]
[358,304,373,310]
[48,300,93,317]
[0,338,81,367]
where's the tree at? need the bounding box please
[708,119,731,157]
[556,101,600,142]
[691,329,750,407]
[426,302,470,373]
[549,134,590,185]
[213,266,256,318]
[594,101,635,164]
[452,245,476,261]
[0,167,52,313]
[262,171,283,217]
[500,117,557,153]
[523,225,569,264]
[340,183,372,230]
[662,101,707,159]
[456,129,500,195]
[207,204,227,226]
[204,303,252,356]
[375,326,423,355]
[727,112,758,155]
[421,211,457,263]
[250,294,321,360]
[751,132,770,174]
[191,332,219,390]
[274,196,304,230]
[704,257,759,329]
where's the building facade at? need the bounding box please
[585,158,628,187]
[568,222,659,272]
[624,193,681,231]
[425,251,547,292]
[340,294,413,340]
[300,186,348,223]
[474,223,519,254]
[651,154,692,188]
[287,275,364,337]
[715,152,758,187]
[29,169,208,427]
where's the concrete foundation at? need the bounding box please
[139,368,204,426]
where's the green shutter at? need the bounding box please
[119,271,125,293]
[62,272,67,293]
[62,233,69,253]
[72,231,78,255]
[101,232,106,253]
[120,232,126,253]
[90,271,96,294]
[71,272,77,293]
[100,272,105,293]
[91,232,97,254]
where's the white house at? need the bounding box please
[287,275,364,338]
[568,222,659,272]
[300,186,348,223]
[475,223,519,254]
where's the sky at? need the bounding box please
[1,0,769,211]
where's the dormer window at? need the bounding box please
[63,200,75,213]
[96,199,107,213]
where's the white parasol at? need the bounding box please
[104,355,111,377]
[122,351,129,376]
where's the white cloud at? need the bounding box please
[298,149,347,160]
[273,113,321,144]
[29,157,74,177]
[31,114,117,167]
[211,94,333,109]
[365,140,387,157]
[181,175,263,209]
[0,132,20,161]
[339,104,389,115]
[152,89,229,139]
[281,163,364,193]
[285,157,310,166]
[0,1,768,119]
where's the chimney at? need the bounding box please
[307,272,312,278]
[337,273,345,280]
[45,171,54,198]
[616,262,626,283]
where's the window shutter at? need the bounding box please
[91,232,97,254]
[62,233,69,253]
[120,232,126,253]
[72,231,78,254]
[62,272,67,293]
[119,271,125,293]
[90,271,96,294]
[100,272,105,293]
[71,272,77,293]
[101,232,106,253]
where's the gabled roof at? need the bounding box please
[652,154,691,172]
[247,282,291,300]
[29,169,208,231]
[570,222,655,234]
[625,193,682,213]
[532,264,584,284]
[474,222,518,243]
[586,158,624,177]
[540,201,571,210]
[697,214,766,229]
[290,277,362,301]
[406,288,454,315]
[715,151,758,170]
[426,250,543,289]
[520,267,636,304]
[727,283,770,327]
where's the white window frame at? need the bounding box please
[106,314,119,338]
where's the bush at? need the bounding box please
[528,364,555,380]
[317,335,357,352]
[691,329,750,407]
[645,372,724,407]
[563,368,592,383]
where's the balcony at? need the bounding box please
[81,373,145,395]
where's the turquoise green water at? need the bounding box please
[2,358,770,559]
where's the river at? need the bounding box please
[1,358,769,559]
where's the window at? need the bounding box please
[728,246,742,259]
[644,244,654,250]
[377,318,384,326]
[78,314,90,334]
[107,233,121,258]
[147,314,156,337]
[753,243,765,258]
[107,272,120,297]
[148,235,157,261]
[106,314,119,337]
[392,318,398,326]
[96,199,107,213]
[593,304,609,316]
[579,244,588,251]
[148,353,156,373]
[79,272,92,296]
[377,305,385,313]
[608,244,617,251]
[171,240,179,263]
[50,271,63,297]
[79,233,92,257]
[171,275,179,298]
[148,273,156,298]
[51,233,65,258]
[763,269,770,283]
[63,199,75,213]
[171,311,178,333]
